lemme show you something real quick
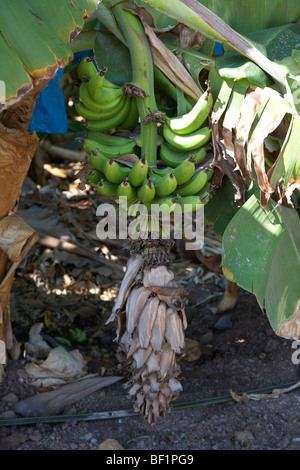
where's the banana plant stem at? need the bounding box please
[111,0,158,167]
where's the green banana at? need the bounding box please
[75,94,127,121]
[165,86,213,135]
[78,57,98,81]
[150,156,195,186]
[174,168,214,197]
[90,84,124,105]
[87,131,135,148]
[128,157,148,187]
[84,97,132,132]
[163,124,211,152]
[120,97,139,131]
[88,149,110,172]
[137,178,156,203]
[86,168,104,184]
[150,195,179,214]
[93,178,118,197]
[117,178,137,201]
[87,71,119,97]
[83,139,136,159]
[79,82,101,113]
[170,156,195,185]
[87,70,106,98]
[177,195,209,212]
[153,194,207,213]
[151,172,178,197]
[103,159,131,184]
[159,142,206,168]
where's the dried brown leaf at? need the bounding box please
[141,20,201,101]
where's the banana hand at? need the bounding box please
[84,96,132,132]
[75,94,127,121]
[90,83,124,105]
[79,82,101,113]
[83,139,136,159]
[165,85,213,135]
[163,124,211,152]
[87,131,136,148]
[159,142,206,168]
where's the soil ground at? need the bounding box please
[0,167,300,452]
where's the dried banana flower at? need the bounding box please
[107,259,187,424]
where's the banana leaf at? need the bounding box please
[204,177,260,238]
[198,0,300,35]
[0,0,97,110]
[222,194,300,340]
[94,32,132,85]
[142,0,287,86]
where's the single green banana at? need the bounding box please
[103,159,131,184]
[171,156,195,185]
[128,157,148,187]
[165,86,213,135]
[163,124,211,152]
[137,178,156,203]
[86,168,104,184]
[174,168,214,197]
[78,57,98,81]
[117,178,137,200]
[159,142,206,168]
[152,172,178,197]
[83,139,136,159]
[87,131,135,148]
[120,97,139,131]
[93,178,118,197]
[75,94,127,121]
[84,97,132,132]
[88,149,110,172]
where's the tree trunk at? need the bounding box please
[0,81,48,381]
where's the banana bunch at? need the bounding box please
[162,85,213,152]
[84,141,213,211]
[75,57,139,132]
[79,68,214,211]
[106,255,187,424]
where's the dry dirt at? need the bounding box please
[0,171,300,452]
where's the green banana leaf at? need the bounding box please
[142,0,287,86]
[0,0,97,109]
[94,31,132,85]
[198,0,300,35]
[222,194,300,339]
[204,177,260,238]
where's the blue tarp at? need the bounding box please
[28,50,94,135]
[28,68,67,134]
